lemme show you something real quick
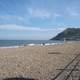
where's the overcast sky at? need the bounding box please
[0,0,80,40]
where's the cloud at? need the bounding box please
[28,8,60,19]
[66,7,80,16]
[0,15,23,20]
[28,8,51,19]
[53,13,61,17]
[0,24,65,40]
[0,24,65,32]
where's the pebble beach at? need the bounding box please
[0,42,80,80]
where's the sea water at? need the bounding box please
[0,40,63,47]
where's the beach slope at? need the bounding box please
[0,42,80,80]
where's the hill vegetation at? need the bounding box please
[50,28,80,40]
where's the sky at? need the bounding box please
[0,0,80,40]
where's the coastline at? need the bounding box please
[0,42,64,49]
[0,40,64,48]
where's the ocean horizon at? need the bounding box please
[0,40,63,47]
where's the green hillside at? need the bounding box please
[50,28,80,40]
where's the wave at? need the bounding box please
[0,42,63,48]
[27,43,63,46]
[0,46,23,49]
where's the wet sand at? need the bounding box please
[0,42,80,80]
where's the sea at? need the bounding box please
[0,40,64,48]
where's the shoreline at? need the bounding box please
[0,43,64,49]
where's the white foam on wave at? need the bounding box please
[27,44,36,46]
[27,43,63,46]
[0,42,63,49]
[0,46,23,49]
[45,43,63,45]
